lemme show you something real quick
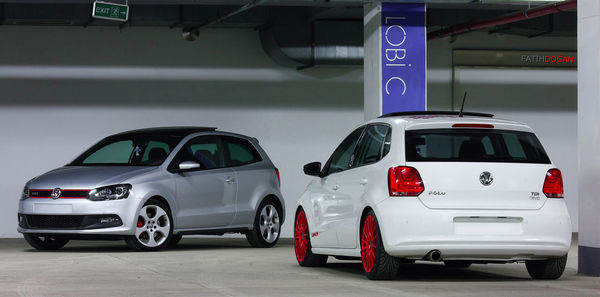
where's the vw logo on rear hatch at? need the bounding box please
[479,172,493,186]
[51,188,62,200]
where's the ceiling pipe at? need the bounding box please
[182,0,269,40]
[427,0,576,41]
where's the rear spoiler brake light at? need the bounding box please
[452,123,494,128]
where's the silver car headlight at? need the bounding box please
[20,186,29,201]
[88,184,132,201]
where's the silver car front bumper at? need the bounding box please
[17,197,142,236]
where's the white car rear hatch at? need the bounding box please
[403,117,556,210]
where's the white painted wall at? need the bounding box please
[0,26,364,238]
[427,32,577,110]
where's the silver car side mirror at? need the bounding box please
[179,161,201,171]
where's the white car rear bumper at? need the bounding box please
[375,197,571,261]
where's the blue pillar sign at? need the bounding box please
[381,3,426,113]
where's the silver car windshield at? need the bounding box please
[69,135,182,166]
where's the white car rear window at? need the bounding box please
[405,129,551,164]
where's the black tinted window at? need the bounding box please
[177,136,225,169]
[223,137,262,166]
[405,129,551,164]
[355,125,390,167]
[324,127,365,175]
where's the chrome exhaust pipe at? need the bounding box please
[424,250,442,262]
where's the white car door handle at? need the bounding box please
[332,185,340,191]
[225,177,235,184]
[360,178,368,185]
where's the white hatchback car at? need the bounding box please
[293,111,571,280]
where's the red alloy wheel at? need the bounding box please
[294,210,309,262]
[361,215,377,273]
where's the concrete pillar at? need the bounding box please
[363,2,426,121]
[364,2,382,121]
[578,0,600,276]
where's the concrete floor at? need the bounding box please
[0,237,598,297]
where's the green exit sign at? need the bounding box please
[92,1,129,22]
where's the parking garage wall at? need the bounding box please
[0,27,577,238]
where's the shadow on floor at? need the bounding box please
[320,261,529,281]
[20,237,291,253]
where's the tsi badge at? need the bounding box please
[51,188,62,200]
[529,192,541,200]
[479,171,493,186]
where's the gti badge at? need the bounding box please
[479,172,493,186]
[51,188,62,200]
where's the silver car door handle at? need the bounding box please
[225,177,235,183]
[332,185,340,191]
[360,178,368,185]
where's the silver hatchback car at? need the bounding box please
[18,127,285,251]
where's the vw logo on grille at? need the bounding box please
[479,172,493,186]
[51,188,62,200]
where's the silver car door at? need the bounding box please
[221,136,266,226]
[172,135,237,229]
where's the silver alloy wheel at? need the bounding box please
[259,204,280,243]
[135,205,170,248]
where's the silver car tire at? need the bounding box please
[167,234,183,248]
[126,200,173,252]
[246,199,281,248]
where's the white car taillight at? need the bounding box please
[388,166,424,196]
[543,168,564,198]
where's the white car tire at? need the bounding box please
[361,210,399,280]
[526,255,567,280]
[294,207,328,267]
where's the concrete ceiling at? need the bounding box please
[0,0,575,36]
[0,1,575,67]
